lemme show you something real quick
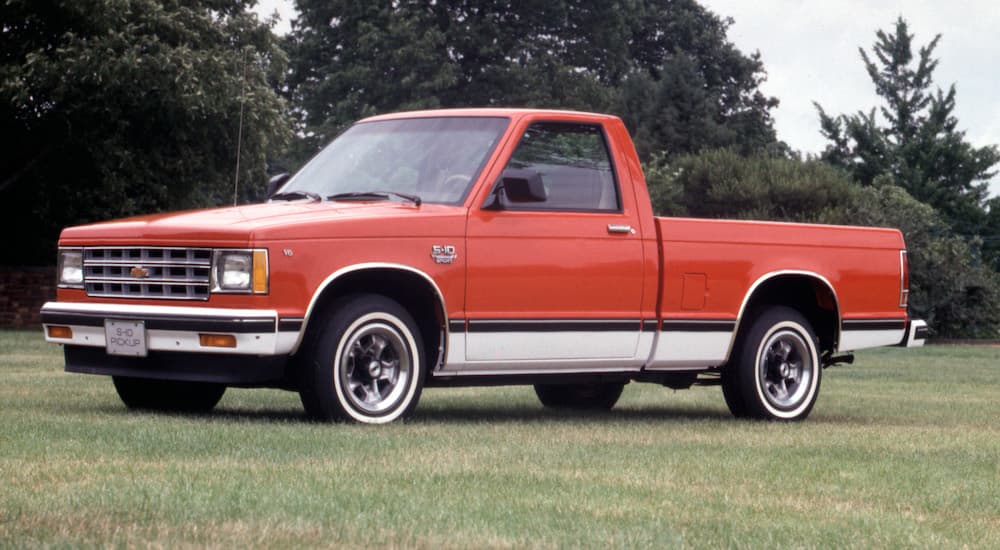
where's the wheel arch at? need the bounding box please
[726,270,841,361]
[293,263,448,373]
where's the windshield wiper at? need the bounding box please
[270,191,323,202]
[327,191,422,206]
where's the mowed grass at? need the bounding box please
[1,330,998,548]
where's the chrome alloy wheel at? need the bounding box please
[756,328,813,411]
[338,322,411,414]
[301,294,425,424]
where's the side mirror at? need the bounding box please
[266,173,291,198]
[484,169,547,209]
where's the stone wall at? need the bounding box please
[0,267,56,327]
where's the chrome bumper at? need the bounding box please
[899,319,929,348]
[40,302,302,356]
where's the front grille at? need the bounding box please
[84,247,212,300]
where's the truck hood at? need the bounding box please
[58,201,465,246]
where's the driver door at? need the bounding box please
[460,119,646,371]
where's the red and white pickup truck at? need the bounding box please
[41,108,927,422]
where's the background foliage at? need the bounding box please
[812,17,999,336]
[0,0,291,264]
[1,3,996,336]
[814,18,999,243]
[284,0,781,161]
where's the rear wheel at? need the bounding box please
[299,294,425,424]
[534,382,625,410]
[112,376,225,413]
[723,306,821,421]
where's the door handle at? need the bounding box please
[607,224,635,235]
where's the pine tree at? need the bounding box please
[815,17,999,237]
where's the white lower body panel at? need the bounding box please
[839,318,908,352]
[443,330,648,374]
[439,318,734,375]
[645,330,734,370]
[839,329,905,352]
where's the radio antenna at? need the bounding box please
[232,48,248,206]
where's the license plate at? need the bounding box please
[105,320,147,357]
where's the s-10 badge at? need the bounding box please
[431,245,457,264]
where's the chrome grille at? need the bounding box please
[84,247,212,300]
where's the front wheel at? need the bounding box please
[112,376,226,413]
[723,306,821,421]
[299,294,425,424]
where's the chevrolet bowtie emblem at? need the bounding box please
[130,266,150,279]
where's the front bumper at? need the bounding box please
[41,302,305,385]
[40,301,302,356]
[899,319,929,348]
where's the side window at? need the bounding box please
[502,122,620,211]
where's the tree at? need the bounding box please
[615,3,782,159]
[984,197,1000,272]
[814,17,1000,237]
[829,183,1000,338]
[285,0,780,161]
[0,0,292,265]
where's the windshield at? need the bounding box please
[279,116,510,205]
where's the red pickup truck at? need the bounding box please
[41,108,927,423]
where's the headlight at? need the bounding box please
[212,249,268,293]
[57,249,84,288]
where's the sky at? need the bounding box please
[252,0,1000,196]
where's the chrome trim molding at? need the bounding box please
[899,250,909,308]
[41,301,279,320]
[57,247,85,289]
[82,246,212,300]
[209,248,269,295]
[467,319,642,332]
[435,365,640,377]
[40,301,295,355]
[726,270,842,362]
[294,263,449,356]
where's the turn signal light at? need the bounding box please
[47,325,73,339]
[252,249,268,293]
[199,334,237,348]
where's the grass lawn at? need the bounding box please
[1,329,998,548]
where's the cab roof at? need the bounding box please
[360,108,622,124]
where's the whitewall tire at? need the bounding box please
[725,306,821,421]
[299,294,425,424]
